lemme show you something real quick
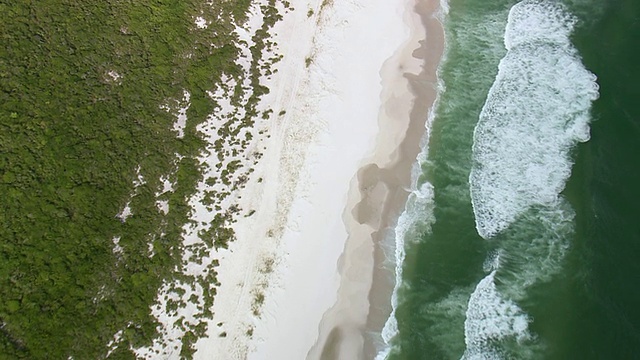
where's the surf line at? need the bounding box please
[465,0,598,358]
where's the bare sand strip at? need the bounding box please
[306,0,445,358]
[192,0,443,358]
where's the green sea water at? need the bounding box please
[381,0,640,358]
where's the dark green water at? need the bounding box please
[568,0,640,356]
[380,0,640,358]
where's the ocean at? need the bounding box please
[379,0,640,358]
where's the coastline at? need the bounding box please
[307,0,445,358]
[192,0,444,358]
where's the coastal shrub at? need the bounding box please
[1,0,284,358]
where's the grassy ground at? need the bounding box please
[0,0,283,358]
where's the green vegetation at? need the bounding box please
[320,0,333,11]
[260,257,275,273]
[251,290,265,316]
[0,0,283,358]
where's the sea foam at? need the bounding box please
[463,1,598,358]
[462,271,532,360]
[469,0,599,239]
[376,181,435,360]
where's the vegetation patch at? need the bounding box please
[0,0,286,358]
[251,290,266,316]
[305,56,312,67]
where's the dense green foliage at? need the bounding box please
[0,0,282,358]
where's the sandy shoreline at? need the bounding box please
[191,0,445,358]
[307,0,445,358]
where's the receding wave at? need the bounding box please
[375,1,447,353]
[469,0,599,240]
[376,182,435,360]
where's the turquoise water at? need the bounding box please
[380,0,640,358]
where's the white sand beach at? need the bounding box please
[191,0,444,358]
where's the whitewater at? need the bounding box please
[379,0,599,359]
[467,0,597,358]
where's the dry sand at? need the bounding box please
[192,0,445,358]
[306,0,445,358]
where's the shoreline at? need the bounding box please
[365,0,446,356]
[307,0,445,358]
[192,0,445,358]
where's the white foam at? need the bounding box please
[462,2,598,357]
[469,0,599,239]
[374,0,452,355]
[376,182,435,360]
[482,249,503,273]
[462,271,531,360]
[375,45,446,357]
[462,202,574,358]
[504,1,576,49]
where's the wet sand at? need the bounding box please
[307,0,445,358]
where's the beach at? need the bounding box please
[192,0,444,358]
[4,0,636,358]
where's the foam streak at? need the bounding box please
[469,0,598,239]
[464,1,598,358]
